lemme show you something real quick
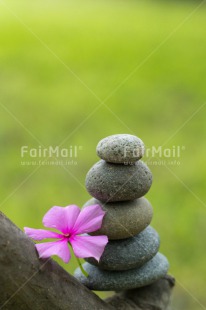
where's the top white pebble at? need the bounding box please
[96,134,145,164]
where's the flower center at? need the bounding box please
[64,233,70,238]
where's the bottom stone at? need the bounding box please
[74,253,169,291]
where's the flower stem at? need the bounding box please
[76,257,88,277]
[68,242,88,277]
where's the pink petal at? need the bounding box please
[70,235,108,261]
[35,240,71,263]
[72,204,106,234]
[24,227,62,241]
[43,205,80,234]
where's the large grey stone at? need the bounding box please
[96,134,145,164]
[74,253,169,291]
[83,197,153,240]
[85,160,152,202]
[85,226,160,270]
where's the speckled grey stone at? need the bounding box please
[74,253,169,291]
[83,197,153,240]
[85,160,152,202]
[85,226,159,270]
[96,134,145,164]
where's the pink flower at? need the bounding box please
[24,204,108,263]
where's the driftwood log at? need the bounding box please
[0,212,175,310]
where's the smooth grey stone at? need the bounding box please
[85,160,152,202]
[96,134,145,164]
[83,197,153,240]
[85,226,159,270]
[74,253,169,291]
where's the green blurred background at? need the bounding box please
[1,0,206,309]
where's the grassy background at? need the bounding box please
[0,0,206,309]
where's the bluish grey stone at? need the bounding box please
[96,134,145,164]
[83,197,153,240]
[85,226,160,270]
[85,160,152,202]
[74,253,169,291]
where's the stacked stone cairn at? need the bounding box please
[74,134,169,291]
